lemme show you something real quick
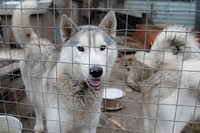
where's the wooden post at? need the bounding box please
[66,0,69,16]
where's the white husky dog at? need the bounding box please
[12,1,117,133]
[135,25,200,133]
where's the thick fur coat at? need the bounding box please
[135,25,200,133]
[12,1,117,133]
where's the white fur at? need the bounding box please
[12,0,38,46]
[59,33,116,81]
[136,25,200,67]
[135,25,200,133]
[12,1,117,133]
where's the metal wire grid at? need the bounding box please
[0,0,199,133]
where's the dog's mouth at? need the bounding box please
[86,78,103,89]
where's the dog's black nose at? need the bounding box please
[90,66,103,78]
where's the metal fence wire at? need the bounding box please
[0,0,200,133]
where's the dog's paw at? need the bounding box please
[34,124,44,133]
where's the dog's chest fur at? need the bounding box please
[44,67,103,123]
[47,66,102,107]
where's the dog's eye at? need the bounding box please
[77,46,84,52]
[172,49,178,55]
[100,45,106,51]
[172,47,181,55]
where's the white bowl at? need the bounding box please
[103,88,125,99]
[102,88,125,111]
[0,115,23,133]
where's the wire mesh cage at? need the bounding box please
[0,0,200,133]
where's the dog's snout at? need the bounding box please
[90,66,103,78]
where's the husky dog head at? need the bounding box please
[135,25,200,68]
[59,11,117,89]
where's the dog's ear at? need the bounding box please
[98,10,117,38]
[60,14,79,42]
[135,51,155,67]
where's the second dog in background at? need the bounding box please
[134,25,200,133]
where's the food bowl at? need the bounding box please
[102,88,125,111]
[0,115,23,133]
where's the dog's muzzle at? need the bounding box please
[86,66,103,89]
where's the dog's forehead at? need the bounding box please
[75,27,113,46]
[66,25,115,47]
[78,32,105,44]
